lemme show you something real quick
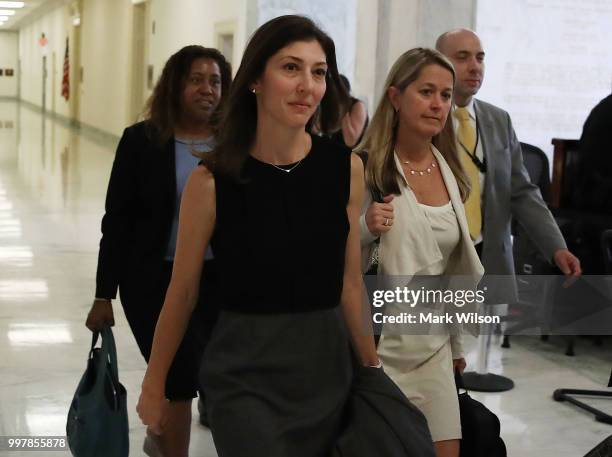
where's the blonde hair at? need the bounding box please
[355,47,470,201]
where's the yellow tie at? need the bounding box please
[454,107,482,240]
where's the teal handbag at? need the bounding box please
[67,326,129,457]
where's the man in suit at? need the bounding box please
[429,29,580,391]
[435,29,581,302]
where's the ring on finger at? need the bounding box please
[384,218,389,226]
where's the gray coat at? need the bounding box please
[475,99,566,302]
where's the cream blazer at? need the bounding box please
[360,145,485,341]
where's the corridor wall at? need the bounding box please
[0,32,18,98]
[15,0,476,138]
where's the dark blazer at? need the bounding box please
[333,365,435,457]
[95,121,177,299]
[575,93,612,214]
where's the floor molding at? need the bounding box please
[17,99,120,146]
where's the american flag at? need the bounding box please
[61,37,70,101]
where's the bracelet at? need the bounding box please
[368,360,383,369]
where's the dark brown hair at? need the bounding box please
[207,15,349,180]
[144,45,232,143]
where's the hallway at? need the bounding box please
[0,100,610,456]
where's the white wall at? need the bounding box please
[78,0,133,136]
[148,0,247,86]
[17,0,249,137]
[353,0,378,109]
[256,0,357,79]
[359,0,475,111]
[417,0,475,48]
[476,0,612,157]
[13,0,607,161]
[13,0,476,137]
[19,6,72,117]
[0,32,19,97]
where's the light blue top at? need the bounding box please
[165,137,215,261]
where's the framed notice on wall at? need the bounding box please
[5,69,14,77]
[0,69,3,76]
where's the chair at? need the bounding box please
[511,143,555,276]
[550,138,581,210]
[502,143,561,349]
[506,140,606,355]
[552,229,612,425]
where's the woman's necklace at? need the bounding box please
[403,159,437,176]
[268,159,304,173]
[395,148,437,176]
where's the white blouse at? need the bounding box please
[416,201,460,275]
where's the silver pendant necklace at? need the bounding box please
[269,159,304,173]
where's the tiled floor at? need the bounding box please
[0,100,610,456]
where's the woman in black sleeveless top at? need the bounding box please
[330,74,369,148]
[136,16,433,457]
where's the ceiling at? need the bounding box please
[0,1,58,32]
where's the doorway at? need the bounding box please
[130,2,147,122]
[215,20,237,67]
[42,55,47,112]
[70,0,83,124]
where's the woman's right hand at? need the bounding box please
[137,382,168,435]
[85,299,115,331]
[365,194,395,236]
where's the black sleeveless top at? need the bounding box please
[330,98,369,148]
[210,134,352,314]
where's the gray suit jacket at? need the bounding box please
[475,99,566,302]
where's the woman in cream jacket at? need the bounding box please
[358,48,484,457]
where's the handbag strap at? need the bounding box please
[89,330,99,359]
[454,369,466,394]
[100,326,120,384]
[89,327,120,385]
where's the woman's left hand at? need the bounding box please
[137,382,168,435]
[453,358,466,374]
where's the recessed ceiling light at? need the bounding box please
[0,2,24,8]
[0,9,15,15]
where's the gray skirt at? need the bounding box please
[201,307,353,457]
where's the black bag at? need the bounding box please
[456,371,507,457]
[66,327,129,457]
[584,435,612,457]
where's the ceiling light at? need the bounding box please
[0,2,25,8]
[0,9,15,15]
